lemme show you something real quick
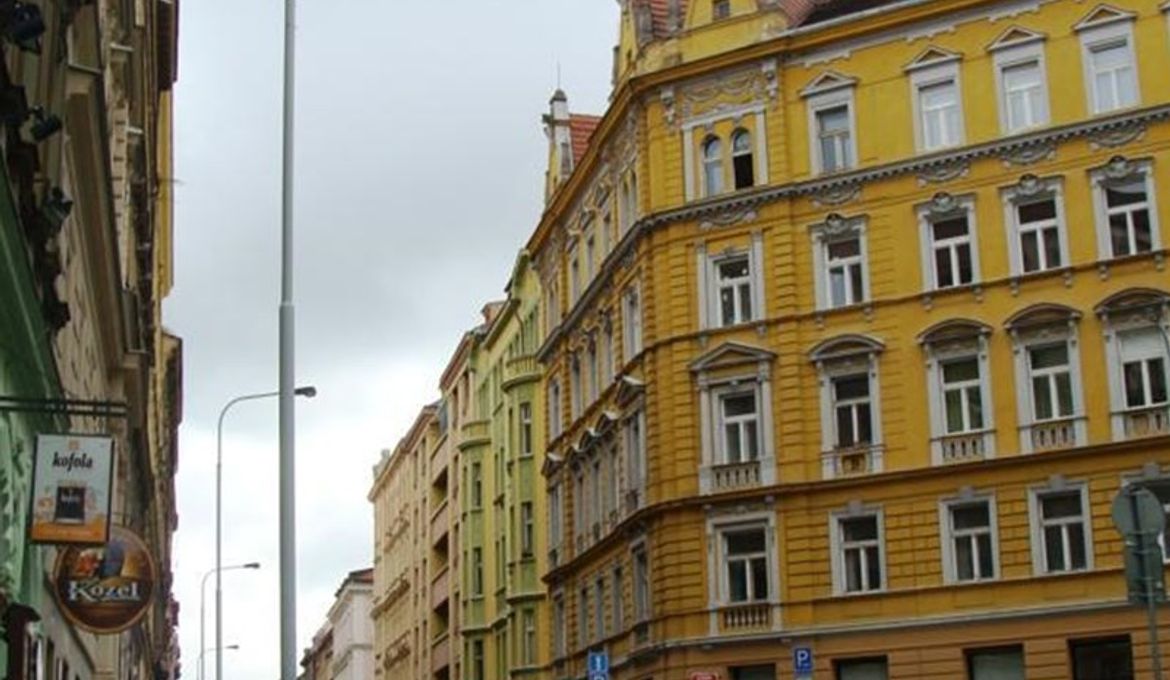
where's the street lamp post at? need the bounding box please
[216,387,315,680]
[199,563,258,680]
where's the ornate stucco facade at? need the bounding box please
[0,0,181,678]
[532,1,1170,679]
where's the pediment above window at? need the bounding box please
[689,341,777,373]
[1004,303,1081,332]
[986,25,1047,52]
[1095,287,1170,319]
[615,374,646,406]
[917,318,992,346]
[800,70,858,98]
[1074,4,1137,31]
[809,334,884,362]
[904,45,962,72]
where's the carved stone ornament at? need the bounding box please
[822,213,853,238]
[810,183,861,208]
[660,86,676,127]
[928,192,960,217]
[917,158,970,186]
[1000,140,1056,167]
[680,66,768,120]
[1089,122,1146,150]
[1104,155,1135,181]
[762,60,779,101]
[700,207,758,230]
[1015,173,1044,197]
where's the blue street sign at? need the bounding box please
[794,647,814,674]
[588,650,610,674]
[589,674,608,680]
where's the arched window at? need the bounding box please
[702,135,723,196]
[732,129,754,190]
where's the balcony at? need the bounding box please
[1123,405,1170,438]
[719,602,772,633]
[711,460,761,492]
[431,566,450,610]
[822,444,883,479]
[938,432,989,464]
[1029,417,1080,452]
[431,633,450,674]
[461,419,490,443]
[430,500,449,546]
[429,445,449,485]
[503,355,539,387]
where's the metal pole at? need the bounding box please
[279,0,298,677]
[200,568,212,680]
[1130,490,1164,680]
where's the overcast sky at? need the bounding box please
[167,2,616,677]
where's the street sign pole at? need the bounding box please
[1114,486,1166,680]
[1132,491,1165,680]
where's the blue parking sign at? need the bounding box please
[794,647,814,674]
[588,650,609,674]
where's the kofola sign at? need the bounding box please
[53,525,156,634]
[29,434,115,545]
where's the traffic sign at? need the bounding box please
[1112,487,1165,537]
[587,650,609,675]
[794,647,814,675]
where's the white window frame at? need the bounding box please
[1028,481,1094,575]
[549,481,563,557]
[522,608,537,665]
[1078,13,1140,115]
[623,283,643,361]
[1009,318,1087,453]
[612,563,625,631]
[830,506,886,595]
[918,195,980,292]
[1099,296,1170,440]
[990,36,1050,134]
[702,134,724,197]
[697,233,766,330]
[632,542,651,623]
[923,329,996,465]
[519,402,533,457]
[548,378,562,439]
[1001,176,1069,277]
[909,57,964,152]
[624,408,646,510]
[810,215,870,311]
[520,501,535,557]
[731,128,755,190]
[594,575,606,640]
[939,494,1000,584]
[804,80,858,175]
[1090,159,1161,261]
[681,101,770,202]
[813,339,885,479]
[715,385,761,465]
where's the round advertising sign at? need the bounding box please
[52,525,156,634]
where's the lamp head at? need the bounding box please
[243,562,260,569]
[294,386,317,398]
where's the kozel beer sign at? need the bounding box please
[53,525,157,634]
[29,434,116,545]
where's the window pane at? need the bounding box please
[836,406,856,446]
[945,390,966,433]
[1151,359,1168,403]
[1043,493,1082,519]
[1056,373,1074,417]
[819,106,849,133]
[838,659,888,680]
[1071,638,1134,680]
[724,394,756,417]
[1124,361,1147,408]
[1044,525,1066,571]
[751,557,769,600]
[850,263,865,302]
[721,288,736,325]
[1043,227,1062,268]
[725,423,742,461]
[844,549,863,592]
[1018,198,1055,224]
[739,283,753,320]
[828,238,860,259]
[865,546,882,589]
[977,534,995,578]
[726,530,765,555]
[935,248,954,288]
[1031,344,1068,369]
[1110,214,1133,256]
[835,375,869,400]
[745,421,759,459]
[719,258,749,280]
[943,359,979,383]
[1133,210,1152,253]
[728,561,748,601]
[830,267,847,307]
[1105,181,1146,207]
[933,216,968,240]
[953,504,989,530]
[1033,376,1054,420]
[732,131,751,153]
[1068,523,1087,569]
[843,516,877,541]
[956,244,973,284]
[955,535,974,581]
[967,386,984,429]
[856,403,872,444]
[969,648,1025,680]
[1020,230,1040,272]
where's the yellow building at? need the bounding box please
[532,1,1170,679]
[460,254,550,680]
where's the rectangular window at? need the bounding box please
[603,323,616,384]
[574,472,586,537]
[919,79,961,150]
[472,547,484,595]
[626,411,645,506]
[1071,637,1134,680]
[553,596,566,657]
[836,657,888,680]
[838,515,882,593]
[946,500,996,582]
[549,484,562,552]
[548,379,562,439]
[1088,41,1138,113]
[1001,60,1047,132]
[471,639,485,680]
[578,586,589,647]
[930,214,975,288]
[716,255,754,327]
[587,341,600,404]
[633,547,650,621]
[966,646,1024,680]
[570,251,581,303]
[591,458,602,532]
[719,391,760,463]
[827,236,865,307]
[612,565,624,631]
[1105,179,1153,257]
[585,231,596,281]
[832,374,873,448]
[1120,329,1168,410]
[570,355,583,419]
[594,577,606,639]
[623,286,643,359]
[942,358,985,434]
[471,462,483,508]
[521,502,535,556]
[712,0,730,20]
[817,105,853,172]
[1029,344,1075,421]
[1037,490,1089,573]
[519,402,532,457]
[1015,197,1063,273]
[723,527,770,603]
[521,609,536,665]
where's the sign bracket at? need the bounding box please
[0,395,128,419]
